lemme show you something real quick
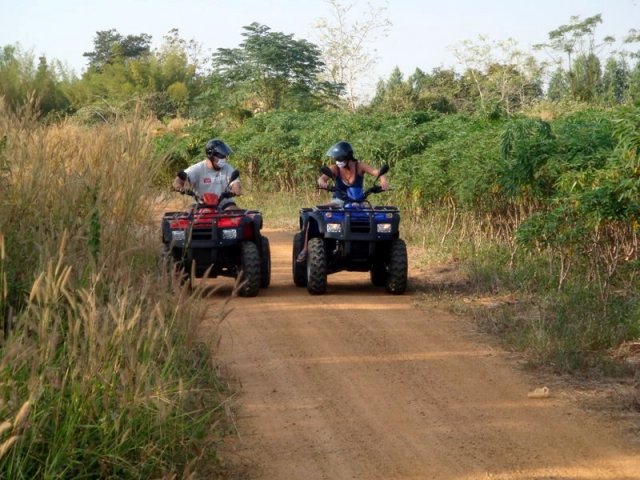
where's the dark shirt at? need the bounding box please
[334,163,363,201]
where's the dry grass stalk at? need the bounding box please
[0,420,12,437]
[12,400,31,432]
[0,435,20,460]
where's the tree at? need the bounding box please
[412,68,460,113]
[368,66,464,114]
[535,14,614,102]
[627,61,640,104]
[453,35,543,114]
[33,56,70,115]
[547,67,570,101]
[313,0,391,110]
[75,28,208,120]
[571,52,602,102]
[155,29,200,87]
[83,29,152,71]
[601,57,629,105]
[212,23,341,112]
[0,44,71,116]
[0,45,30,110]
[618,28,640,104]
[623,28,640,60]
[369,67,415,112]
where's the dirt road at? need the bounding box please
[214,230,640,480]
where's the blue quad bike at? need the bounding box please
[161,170,271,296]
[292,164,408,295]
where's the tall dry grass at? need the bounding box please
[0,101,230,478]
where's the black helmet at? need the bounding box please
[325,141,354,162]
[205,139,233,159]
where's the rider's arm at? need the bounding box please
[172,171,187,191]
[317,174,329,189]
[360,162,389,190]
[317,165,337,189]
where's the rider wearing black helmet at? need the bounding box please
[325,141,354,163]
[318,141,389,204]
[205,139,233,161]
[296,140,390,263]
[172,138,241,209]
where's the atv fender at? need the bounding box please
[300,210,328,237]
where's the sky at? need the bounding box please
[1,0,639,99]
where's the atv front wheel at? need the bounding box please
[386,239,407,294]
[292,232,307,287]
[306,237,327,295]
[238,241,261,297]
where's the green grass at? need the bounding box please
[431,223,640,376]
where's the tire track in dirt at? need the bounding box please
[209,230,640,480]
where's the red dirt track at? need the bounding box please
[211,230,640,480]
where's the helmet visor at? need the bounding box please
[206,140,233,159]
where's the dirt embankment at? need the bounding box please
[208,230,640,480]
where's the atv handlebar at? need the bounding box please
[181,189,236,200]
[317,185,337,193]
[316,184,386,199]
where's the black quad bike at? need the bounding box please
[161,170,271,296]
[292,164,407,295]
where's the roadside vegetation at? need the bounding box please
[0,103,232,478]
[1,5,640,476]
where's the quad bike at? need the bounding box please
[161,170,271,297]
[292,164,407,295]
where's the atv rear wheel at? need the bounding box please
[238,241,261,297]
[260,236,271,288]
[292,232,307,287]
[386,238,407,294]
[306,237,327,295]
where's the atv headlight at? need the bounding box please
[222,229,237,240]
[377,223,392,233]
[171,230,186,241]
[326,223,342,233]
